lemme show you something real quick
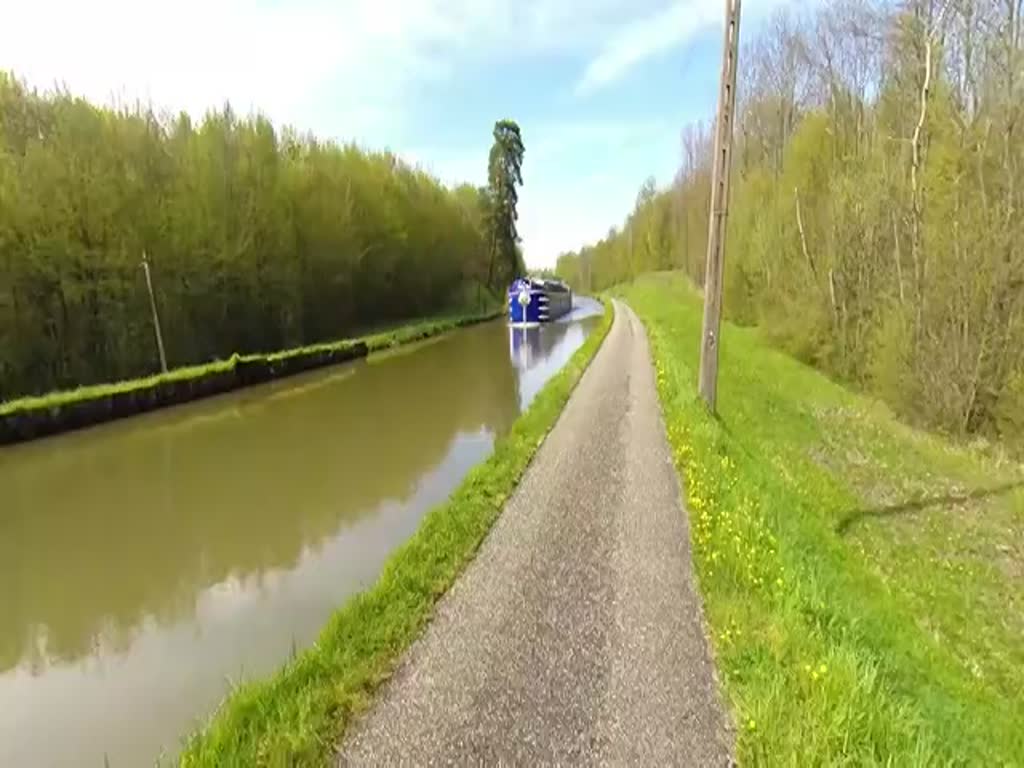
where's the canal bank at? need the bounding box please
[0,299,608,767]
[0,310,501,445]
[179,300,613,767]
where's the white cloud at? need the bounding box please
[0,0,492,139]
[576,0,721,95]
[519,119,681,267]
[519,178,631,269]
[0,0,667,133]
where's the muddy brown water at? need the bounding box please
[0,300,602,767]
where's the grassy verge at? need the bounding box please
[180,300,613,767]
[0,309,501,444]
[361,312,499,353]
[618,273,1023,765]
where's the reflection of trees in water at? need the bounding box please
[0,321,521,673]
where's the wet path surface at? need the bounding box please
[0,301,601,767]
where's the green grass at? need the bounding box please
[180,300,614,767]
[0,310,501,418]
[361,311,501,353]
[618,273,1023,766]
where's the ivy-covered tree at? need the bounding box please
[485,119,525,289]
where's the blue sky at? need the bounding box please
[1,0,798,267]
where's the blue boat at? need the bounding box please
[508,277,573,324]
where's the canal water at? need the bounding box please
[0,300,602,767]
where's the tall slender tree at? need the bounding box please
[485,119,525,289]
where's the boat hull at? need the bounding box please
[508,279,573,324]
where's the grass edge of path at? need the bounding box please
[619,274,1024,764]
[179,299,614,767]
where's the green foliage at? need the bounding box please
[621,274,1024,765]
[0,72,494,402]
[180,301,613,767]
[558,0,1024,449]
[485,119,525,289]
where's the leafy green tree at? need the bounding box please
[558,0,1024,451]
[0,73,495,401]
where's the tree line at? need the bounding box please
[558,0,1023,448]
[0,73,526,400]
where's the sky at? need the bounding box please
[1,0,799,268]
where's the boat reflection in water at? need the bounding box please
[507,298,602,409]
[510,325,556,370]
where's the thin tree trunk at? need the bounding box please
[910,4,946,344]
[795,187,817,279]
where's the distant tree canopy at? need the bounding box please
[0,73,498,400]
[558,0,1024,449]
[485,119,525,289]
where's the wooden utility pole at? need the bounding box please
[141,251,168,373]
[698,0,742,412]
